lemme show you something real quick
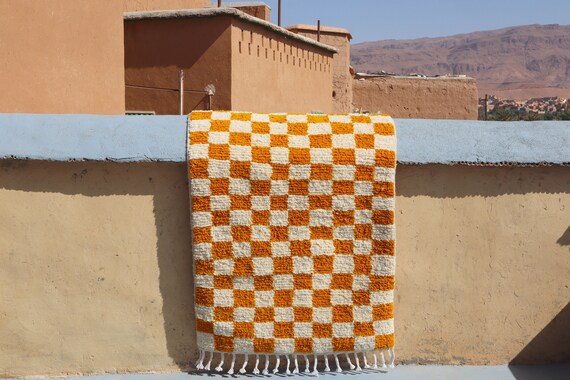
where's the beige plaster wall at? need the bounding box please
[1,161,569,377]
[0,1,125,114]
[228,4,271,21]
[353,77,479,120]
[230,21,334,113]
[123,0,210,12]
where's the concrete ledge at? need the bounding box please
[1,114,569,164]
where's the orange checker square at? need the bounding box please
[351,115,371,123]
[234,322,254,338]
[190,159,209,179]
[211,119,231,131]
[254,276,274,290]
[194,260,214,276]
[271,226,289,241]
[294,307,313,322]
[307,114,329,123]
[254,338,275,353]
[334,240,354,255]
[294,338,313,353]
[333,181,355,195]
[252,210,270,225]
[274,290,294,307]
[293,274,312,289]
[289,180,309,195]
[373,240,395,256]
[251,180,271,195]
[196,319,214,334]
[289,211,309,226]
[269,114,287,123]
[213,275,233,289]
[230,161,251,178]
[210,178,229,195]
[332,337,355,352]
[331,274,353,290]
[290,148,311,164]
[288,122,308,135]
[332,148,355,165]
[271,164,289,179]
[313,323,333,338]
[193,227,211,244]
[373,210,395,225]
[252,122,270,134]
[251,241,271,257]
[310,164,333,180]
[355,165,374,180]
[274,322,294,338]
[270,134,288,147]
[373,181,395,198]
[373,303,394,321]
[370,275,395,291]
[229,132,251,146]
[313,289,331,307]
[231,112,252,121]
[375,149,396,168]
[355,196,373,210]
[233,257,254,276]
[354,322,374,337]
[374,122,395,136]
[270,196,288,210]
[190,111,212,120]
[331,122,353,134]
[333,210,355,225]
[195,287,214,305]
[290,240,311,256]
[255,308,275,322]
[355,134,375,149]
[190,131,209,144]
[212,211,230,226]
[313,256,333,273]
[310,195,332,209]
[332,305,353,322]
[273,256,293,274]
[353,256,372,275]
[231,195,251,210]
[309,134,332,148]
[231,226,252,242]
[212,242,233,259]
[214,335,234,352]
[355,224,373,240]
[310,226,333,240]
[353,290,371,306]
[234,290,255,307]
[209,144,230,160]
[192,196,210,212]
[375,333,395,350]
[252,147,271,163]
[214,307,234,321]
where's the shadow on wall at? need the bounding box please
[557,226,570,247]
[0,160,196,372]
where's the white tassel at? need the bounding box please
[240,353,248,374]
[372,351,378,369]
[363,352,370,369]
[286,355,291,375]
[324,355,330,372]
[345,353,355,370]
[388,348,395,368]
[380,351,387,368]
[273,355,281,374]
[355,352,362,371]
[293,354,299,374]
[253,354,260,374]
[304,354,310,373]
[205,351,213,371]
[334,353,342,373]
[227,353,236,375]
[263,354,270,375]
[215,352,225,372]
[195,350,205,370]
[312,354,319,376]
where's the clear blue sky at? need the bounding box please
[241,0,570,43]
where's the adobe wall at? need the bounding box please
[1,160,569,377]
[229,4,271,21]
[123,0,210,12]
[353,77,479,120]
[124,17,233,114]
[230,21,334,113]
[0,1,125,114]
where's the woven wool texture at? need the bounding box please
[188,111,396,357]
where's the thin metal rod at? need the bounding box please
[179,69,184,115]
[218,0,222,7]
[278,0,282,26]
[317,20,321,42]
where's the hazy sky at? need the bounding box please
[248,0,570,43]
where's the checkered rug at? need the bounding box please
[188,111,396,375]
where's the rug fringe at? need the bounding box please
[195,349,395,375]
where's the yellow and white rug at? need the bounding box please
[188,111,396,375]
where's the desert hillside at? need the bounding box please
[351,24,570,99]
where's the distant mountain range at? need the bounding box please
[351,24,570,99]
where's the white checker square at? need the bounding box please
[275,307,295,322]
[251,113,270,122]
[210,195,231,211]
[353,275,370,291]
[308,123,332,135]
[195,305,214,321]
[293,257,313,274]
[208,131,229,144]
[354,181,374,196]
[229,120,252,132]
[213,322,234,337]
[293,290,313,307]
[208,160,230,178]
[310,210,333,227]
[355,210,373,225]
[230,210,252,225]
[213,289,234,307]
[313,307,333,323]
[234,277,255,290]
[232,242,251,257]
[353,305,373,322]
[192,144,209,159]
[375,136,395,150]
[333,322,354,338]
[308,180,332,194]
[355,336,375,351]
[310,148,333,164]
[374,167,395,182]
[289,226,310,241]
[250,163,273,180]
[255,291,275,307]
[193,212,212,227]
[354,123,375,134]
[270,180,289,195]
[274,339,295,354]
[289,135,310,148]
[211,111,231,120]
[288,195,309,210]
[286,114,308,123]
[254,323,275,338]
[229,179,251,195]
[371,290,394,305]
[251,133,271,147]
[311,240,334,255]
[251,225,271,241]
[334,225,355,240]
[371,255,395,276]
[374,319,394,335]
[332,165,356,180]
[191,179,211,196]
[313,274,332,290]
[269,123,288,134]
[197,332,214,351]
[333,255,354,273]
[234,338,254,354]
[234,307,255,322]
[355,149,375,166]
[230,145,252,161]
[313,338,334,354]
[294,322,312,338]
[273,275,294,290]
[211,226,232,242]
[373,197,395,211]
[251,196,271,210]
[195,275,213,288]
[271,242,291,256]
[189,119,211,132]
[270,210,288,226]
[331,290,352,305]
[289,165,311,179]
[253,257,273,276]
[373,225,395,241]
[332,134,356,148]
[328,115,351,123]
[193,243,212,260]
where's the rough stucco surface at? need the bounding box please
[123,0,210,12]
[0,1,125,114]
[1,161,569,377]
[353,77,479,120]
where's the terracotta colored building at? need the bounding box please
[124,8,336,114]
